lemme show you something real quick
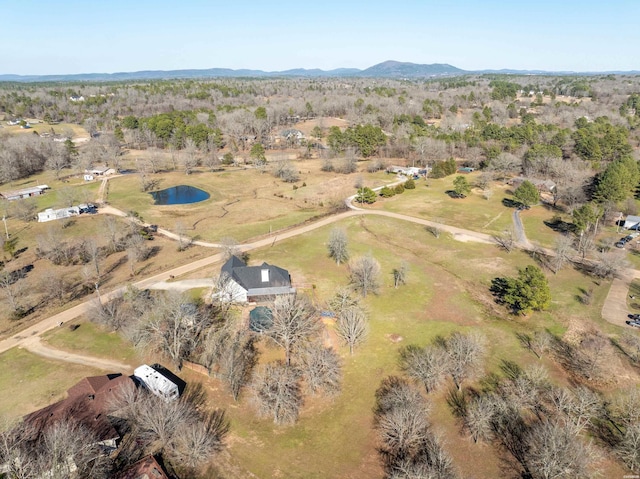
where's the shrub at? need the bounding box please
[379,186,395,198]
[404,178,416,189]
[394,184,405,195]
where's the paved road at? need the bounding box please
[512,209,533,249]
[601,268,640,328]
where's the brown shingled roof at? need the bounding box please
[23,373,135,444]
[116,455,172,479]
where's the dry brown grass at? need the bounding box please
[0,214,213,336]
[106,158,392,243]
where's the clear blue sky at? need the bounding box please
[1,0,638,74]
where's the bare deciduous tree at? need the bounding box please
[335,305,369,355]
[445,332,486,390]
[373,376,458,479]
[592,250,628,279]
[400,345,449,393]
[0,417,111,479]
[328,287,360,316]
[38,269,69,304]
[203,325,260,401]
[393,261,408,288]
[135,292,213,369]
[464,395,496,443]
[523,421,597,479]
[175,221,192,252]
[349,254,381,297]
[494,227,516,253]
[297,341,341,396]
[111,382,228,468]
[180,138,199,175]
[125,233,148,276]
[250,361,303,425]
[0,268,26,315]
[267,294,319,366]
[551,235,574,274]
[102,215,124,254]
[618,423,640,471]
[327,227,349,265]
[219,236,240,261]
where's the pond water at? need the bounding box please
[150,185,210,205]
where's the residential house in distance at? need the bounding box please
[623,215,640,230]
[280,128,305,146]
[0,185,50,201]
[388,165,425,177]
[218,255,296,303]
[37,203,96,222]
[509,177,557,195]
[86,165,117,176]
[69,95,85,102]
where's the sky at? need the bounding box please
[1,0,638,75]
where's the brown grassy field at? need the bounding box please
[0,121,89,140]
[105,159,392,243]
[0,212,214,336]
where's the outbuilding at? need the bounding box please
[133,364,184,401]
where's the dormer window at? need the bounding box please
[261,269,269,282]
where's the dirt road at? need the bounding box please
[21,336,133,371]
[2,182,635,362]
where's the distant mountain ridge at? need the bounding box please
[0,60,637,82]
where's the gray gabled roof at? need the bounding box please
[221,255,292,291]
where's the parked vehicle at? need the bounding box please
[615,241,626,248]
[626,320,640,328]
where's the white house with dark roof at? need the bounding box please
[623,215,640,230]
[218,255,295,303]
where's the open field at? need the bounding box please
[0,121,90,140]
[41,320,139,365]
[76,213,623,479]
[375,173,516,236]
[105,159,392,242]
[0,348,101,420]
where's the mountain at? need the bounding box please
[1,62,637,83]
[359,60,465,77]
[0,62,461,82]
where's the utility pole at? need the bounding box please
[1,216,8,239]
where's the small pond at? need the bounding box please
[150,185,210,205]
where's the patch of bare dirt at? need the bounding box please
[386,333,403,343]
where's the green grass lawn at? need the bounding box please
[205,215,610,479]
[376,173,573,251]
[0,348,101,420]
[519,205,572,248]
[379,174,514,235]
[42,320,138,365]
